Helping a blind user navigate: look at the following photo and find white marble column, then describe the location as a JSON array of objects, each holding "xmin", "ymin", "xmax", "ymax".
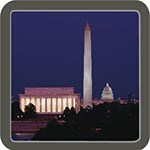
[
  {"xmin": 36, "ymin": 98, "xmax": 40, "ymax": 112},
  {"xmin": 20, "ymin": 98, "xmax": 25, "ymax": 112}
]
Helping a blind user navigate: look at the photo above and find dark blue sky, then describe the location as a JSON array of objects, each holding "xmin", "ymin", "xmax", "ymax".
[{"xmin": 11, "ymin": 12, "xmax": 139, "ymax": 99}]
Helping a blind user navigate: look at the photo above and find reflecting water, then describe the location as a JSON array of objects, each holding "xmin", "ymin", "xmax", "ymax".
[{"xmin": 12, "ymin": 133, "xmax": 35, "ymax": 141}]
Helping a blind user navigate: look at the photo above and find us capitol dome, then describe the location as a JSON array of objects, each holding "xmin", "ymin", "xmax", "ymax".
[{"xmin": 101, "ymin": 83, "xmax": 114, "ymax": 100}]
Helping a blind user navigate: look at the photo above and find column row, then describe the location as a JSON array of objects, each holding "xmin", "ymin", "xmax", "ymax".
[{"xmin": 20, "ymin": 97, "xmax": 76, "ymax": 113}]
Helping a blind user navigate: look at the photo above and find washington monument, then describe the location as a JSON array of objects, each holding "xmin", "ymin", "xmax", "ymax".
[{"xmin": 83, "ymin": 22, "xmax": 93, "ymax": 108}]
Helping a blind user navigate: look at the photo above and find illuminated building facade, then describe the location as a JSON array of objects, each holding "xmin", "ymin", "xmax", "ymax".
[
  {"xmin": 101, "ymin": 83, "xmax": 114, "ymax": 103},
  {"xmin": 19, "ymin": 87, "xmax": 80, "ymax": 113},
  {"xmin": 101, "ymin": 83, "xmax": 114, "ymax": 99}
]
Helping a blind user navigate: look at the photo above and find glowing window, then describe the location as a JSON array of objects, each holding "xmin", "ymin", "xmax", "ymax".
[
  {"xmin": 20, "ymin": 98, "xmax": 25, "ymax": 112},
  {"xmin": 62, "ymin": 98, "xmax": 67, "ymax": 111},
  {"xmin": 68, "ymin": 98, "xmax": 72, "ymax": 109},
  {"xmin": 47, "ymin": 98, "xmax": 51, "ymax": 112},
  {"xmin": 25, "ymin": 98, "xmax": 30, "ymax": 105},
  {"xmin": 36, "ymin": 98, "xmax": 41, "ymax": 112},
  {"xmin": 41, "ymin": 98, "xmax": 46, "ymax": 112},
  {"xmin": 57, "ymin": 98, "xmax": 62, "ymax": 112},
  {"xmin": 52, "ymin": 98, "xmax": 57, "ymax": 112}
]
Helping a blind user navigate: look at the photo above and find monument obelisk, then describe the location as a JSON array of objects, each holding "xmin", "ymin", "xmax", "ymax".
[{"xmin": 83, "ymin": 22, "xmax": 92, "ymax": 108}]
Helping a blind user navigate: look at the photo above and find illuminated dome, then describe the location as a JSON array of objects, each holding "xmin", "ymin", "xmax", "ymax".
[{"xmin": 101, "ymin": 83, "xmax": 114, "ymax": 99}]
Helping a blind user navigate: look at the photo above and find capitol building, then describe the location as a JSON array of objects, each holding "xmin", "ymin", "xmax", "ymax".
[{"xmin": 101, "ymin": 83, "xmax": 114, "ymax": 103}]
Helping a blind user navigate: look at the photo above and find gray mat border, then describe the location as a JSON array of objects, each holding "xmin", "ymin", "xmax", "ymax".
[{"xmin": 0, "ymin": 1, "xmax": 149, "ymax": 150}]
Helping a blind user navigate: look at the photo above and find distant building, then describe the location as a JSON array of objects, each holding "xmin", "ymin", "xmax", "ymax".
[
  {"xmin": 101, "ymin": 83, "xmax": 114, "ymax": 103},
  {"xmin": 19, "ymin": 87, "xmax": 80, "ymax": 114}
]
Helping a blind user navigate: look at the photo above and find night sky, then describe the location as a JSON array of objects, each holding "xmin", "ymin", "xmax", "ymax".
[{"xmin": 11, "ymin": 11, "xmax": 139, "ymax": 99}]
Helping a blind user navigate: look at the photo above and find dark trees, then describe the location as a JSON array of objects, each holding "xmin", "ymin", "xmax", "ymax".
[
  {"xmin": 24, "ymin": 103, "xmax": 37, "ymax": 119},
  {"xmin": 11, "ymin": 101, "xmax": 24, "ymax": 120}
]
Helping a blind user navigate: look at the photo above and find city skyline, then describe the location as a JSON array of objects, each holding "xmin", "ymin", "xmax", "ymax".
[{"xmin": 12, "ymin": 11, "xmax": 139, "ymax": 99}]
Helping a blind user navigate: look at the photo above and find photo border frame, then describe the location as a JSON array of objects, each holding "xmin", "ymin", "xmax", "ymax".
[
  {"xmin": 10, "ymin": 9, "xmax": 141, "ymax": 143},
  {"xmin": 0, "ymin": 1, "xmax": 149, "ymax": 150}
]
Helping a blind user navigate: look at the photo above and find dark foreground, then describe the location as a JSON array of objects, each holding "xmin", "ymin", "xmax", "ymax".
[{"xmin": 32, "ymin": 103, "xmax": 139, "ymax": 141}]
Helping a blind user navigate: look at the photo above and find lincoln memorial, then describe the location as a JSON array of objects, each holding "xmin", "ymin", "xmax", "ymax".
[{"xmin": 19, "ymin": 87, "xmax": 80, "ymax": 114}]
